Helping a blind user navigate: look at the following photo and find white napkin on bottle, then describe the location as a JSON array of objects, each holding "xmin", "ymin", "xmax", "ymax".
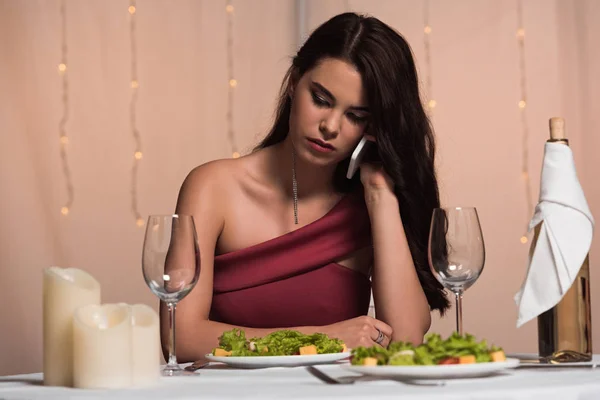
[{"xmin": 515, "ymin": 142, "xmax": 594, "ymax": 327}]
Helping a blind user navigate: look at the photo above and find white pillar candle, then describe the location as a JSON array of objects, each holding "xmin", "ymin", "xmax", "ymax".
[
  {"xmin": 72, "ymin": 303, "xmax": 132, "ymax": 389},
  {"xmin": 43, "ymin": 267, "xmax": 101, "ymax": 387},
  {"xmin": 131, "ymin": 304, "xmax": 160, "ymax": 386}
]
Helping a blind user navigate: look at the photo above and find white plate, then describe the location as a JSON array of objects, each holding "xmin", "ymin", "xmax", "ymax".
[
  {"xmin": 206, "ymin": 352, "xmax": 351, "ymax": 369},
  {"xmin": 341, "ymin": 358, "xmax": 520, "ymax": 379}
]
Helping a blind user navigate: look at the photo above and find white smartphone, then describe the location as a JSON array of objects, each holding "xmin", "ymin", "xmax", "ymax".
[{"xmin": 346, "ymin": 136, "xmax": 373, "ymax": 179}]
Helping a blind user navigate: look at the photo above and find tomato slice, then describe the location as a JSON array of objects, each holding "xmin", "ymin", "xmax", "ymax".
[{"xmin": 437, "ymin": 357, "xmax": 460, "ymax": 365}]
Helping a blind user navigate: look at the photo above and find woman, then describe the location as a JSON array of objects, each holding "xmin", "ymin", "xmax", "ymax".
[{"xmin": 165, "ymin": 12, "xmax": 449, "ymax": 362}]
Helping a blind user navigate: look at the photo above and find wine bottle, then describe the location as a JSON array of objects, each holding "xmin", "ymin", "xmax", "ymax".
[{"xmin": 534, "ymin": 117, "xmax": 592, "ymax": 361}]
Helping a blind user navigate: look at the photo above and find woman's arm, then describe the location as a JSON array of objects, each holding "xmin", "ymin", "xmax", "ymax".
[
  {"xmin": 361, "ymin": 165, "xmax": 431, "ymax": 345},
  {"xmin": 162, "ymin": 161, "xmax": 393, "ymax": 362},
  {"xmin": 163, "ymin": 162, "xmax": 286, "ymax": 361}
]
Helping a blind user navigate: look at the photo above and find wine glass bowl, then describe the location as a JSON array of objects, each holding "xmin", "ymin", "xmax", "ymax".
[
  {"xmin": 432, "ymin": 259, "xmax": 481, "ymax": 292},
  {"xmin": 145, "ymin": 267, "xmax": 197, "ymax": 303},
  {"xmin": 142, "ymin": 214, "xmax": 200, "ymax": 376},
  {"xmin": 428, "ymin": 207, "xmax": 485, "ymax": 334}
]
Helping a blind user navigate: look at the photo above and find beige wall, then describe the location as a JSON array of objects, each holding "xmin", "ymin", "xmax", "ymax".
[{"xmin": 0, "ymin": 0, "xmax": 598, "ymax": 376}]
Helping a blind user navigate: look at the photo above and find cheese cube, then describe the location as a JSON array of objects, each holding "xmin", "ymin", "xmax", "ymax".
[
  {"xmin": 299, "ymin": 345, "xmax": 318, "ymax": 355},
  {"xmin": 490, "ymin": 350, "xmax": 506, "ymax": 362},
  {"xmin": 458, "ymin": 355, "xmax": 476, "ymax": 364},
  {"xmin": 363, "ymin": 357, "xmax": 378, "ymax": 366},
  {"xmin": 214, "ymin": 348, "xmax": 232, "ymax": 357}
]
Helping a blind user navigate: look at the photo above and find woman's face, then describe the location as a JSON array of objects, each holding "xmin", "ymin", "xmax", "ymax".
[{"xmin": 288, "ymin": 57, "xmax": 370, "ymax": 167}]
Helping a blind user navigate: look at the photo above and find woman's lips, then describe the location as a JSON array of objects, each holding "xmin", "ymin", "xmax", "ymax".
[{"xmin": 307, "ymin": 138, "xmax": 335, "ymax": 153}]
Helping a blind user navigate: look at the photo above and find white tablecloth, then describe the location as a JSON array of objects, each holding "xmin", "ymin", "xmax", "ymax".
[{"xmin": 2, "ymin": 358, "xmax": 600, "ymax": 400}]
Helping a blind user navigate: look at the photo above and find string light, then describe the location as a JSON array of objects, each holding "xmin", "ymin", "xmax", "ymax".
[
  {"xmin": 516, "ymin": 0, "xmax": 533, "ymax": 244},
  {"xmin": 423, "ymin": 0, "xmax": 435, "ymax": 111},
  {"xmin": 58, "ymin": 0, "xmax": 74, "ymax": 217},
  {"xmin": 129, "ymin": 0, "xmax": 144, "ymax": 227},
  {"xmin": 226, "ymin": 0, "xmax": 239, "ymax": 158}
]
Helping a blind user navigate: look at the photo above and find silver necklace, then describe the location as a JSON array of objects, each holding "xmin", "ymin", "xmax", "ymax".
[{"xmin": 292, "ymin": 147, "xmax": 299, "ymax": 225}]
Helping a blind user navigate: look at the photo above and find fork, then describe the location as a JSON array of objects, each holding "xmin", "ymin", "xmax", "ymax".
[
  {"xmin": 517, "ymin": 350, "xmax": 593, "ymax": 365},
  {"xmin": 184, "ymin": 360, "xmax": 210, "ymax": 372},
  {"xmin": 306, "ymin": 366, "xmax": 445, "ymax": 387}
]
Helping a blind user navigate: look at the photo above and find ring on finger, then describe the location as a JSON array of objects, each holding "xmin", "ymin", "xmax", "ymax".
[{"xmin": 375, "ymin": 328, "xmax": 385, "ymax": 345}]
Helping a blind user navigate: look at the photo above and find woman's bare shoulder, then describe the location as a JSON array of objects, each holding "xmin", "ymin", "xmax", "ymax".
[
  {"xmin": 176, "ymin": 155, "xmax": 257, "ymax": 213},
  {"xmin": 185, "ymin": 158, "xmax": 239, "ymax": 184},
  {"xmin": 179, "ymin": 158, "xmax": 234, "ymax": 195}
]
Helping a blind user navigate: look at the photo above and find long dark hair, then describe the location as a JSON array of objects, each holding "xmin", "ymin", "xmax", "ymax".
[{"xmin": 256, "ymin": 13, "xmax": 449, "ymax": 314}]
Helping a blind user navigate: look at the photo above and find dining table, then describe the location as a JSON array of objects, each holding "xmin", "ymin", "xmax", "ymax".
[{"xmin": 1, "ymin": 355, "xmax": 600, "ymax": 400}]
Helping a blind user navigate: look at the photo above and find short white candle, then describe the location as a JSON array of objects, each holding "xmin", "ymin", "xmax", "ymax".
[
  {"xmin": 131, "ymin": 304, "xmax": 160, "ymax": 386},
  {"xmin": 72, "ymin": 303, "xmax": 132, "ymax": 389}
]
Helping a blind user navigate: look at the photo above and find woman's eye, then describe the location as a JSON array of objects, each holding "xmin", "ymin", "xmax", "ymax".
[
  {"xmin": 347, "ymin": 113, "xmax": 368, "ymax": 125},
  {"xmin": 311, "ymin": 92, "xmax": 329, "ymax": 107}
]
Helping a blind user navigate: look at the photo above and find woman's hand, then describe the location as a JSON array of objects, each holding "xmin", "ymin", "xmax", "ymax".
[
  {"xmin": 359, "ymin": 161, "xmax": 394, "ymax": 193},
  {"xmin": 322, "ymin": 316, "xmax": 393, "ymax": 349},
  {"xmin": 359, "ymin": 135, "xmax": 396, "ymax": 208}
]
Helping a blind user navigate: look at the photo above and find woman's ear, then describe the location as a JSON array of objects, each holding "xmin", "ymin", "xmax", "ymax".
[
  {"xmin": 288, "ymin": 69, "xmax": 300, "ymax": 99},
  {"xmin": 364, "ymin": 123, "xmax": 375, "ymax": 142}
]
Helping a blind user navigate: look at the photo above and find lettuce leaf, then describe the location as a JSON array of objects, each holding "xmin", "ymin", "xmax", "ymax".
[
  {"xmin": 350, "ymin": 332, "xmax": 504, "ymax": 366},
  {"xmin": 214, "ymin": 329, "xmax": 344, "ymax": 357}
]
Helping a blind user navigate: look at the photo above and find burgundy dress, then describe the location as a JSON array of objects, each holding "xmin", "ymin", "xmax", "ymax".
[{"xmin": 209, "ymin": 191, "xmax": 372, "ymax": 328}]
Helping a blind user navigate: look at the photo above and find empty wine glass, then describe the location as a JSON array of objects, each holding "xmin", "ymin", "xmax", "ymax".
[
  {"xmin": 428, "ymin": 207, "xmax": 485, "ymax": 335},
  {"xmin": 142, "ymin": 214, "xmax": 200, "ymax": 376}
]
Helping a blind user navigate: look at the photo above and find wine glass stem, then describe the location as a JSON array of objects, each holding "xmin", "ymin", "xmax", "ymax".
[
  {"xmin": 167, "ymin": 302, "xmax": 178, "ymax": 367},
  {"xmin": 455, "ymin": 291, "xmax": 464, "ymax": 335}
]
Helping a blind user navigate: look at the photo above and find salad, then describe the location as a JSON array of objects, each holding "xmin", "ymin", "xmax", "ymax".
[
  {"xmin": 212, "ymin": 328, "xmax": 347, "ymax": 357},
  {"xmin": 350, "ymin": 332, "xmax": 506, "ymax": 366}
]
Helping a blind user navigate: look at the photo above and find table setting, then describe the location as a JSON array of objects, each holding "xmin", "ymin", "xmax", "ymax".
[
  {"xmin": 1, "ymin": 119, "xmax": 598, "ymax": 400},
  {"xmin": 2, "ymin": 355, "xmax": 600, "ymax": 400}
]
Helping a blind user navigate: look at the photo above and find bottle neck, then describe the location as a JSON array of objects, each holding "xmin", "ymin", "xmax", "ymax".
[
  {"xmin": 548, "ymin": 117, "xmax": 567, "ymax": 145},
  {"xmin": 547, "ymin": 138, "xmax": 569, "ymax": 146}
]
